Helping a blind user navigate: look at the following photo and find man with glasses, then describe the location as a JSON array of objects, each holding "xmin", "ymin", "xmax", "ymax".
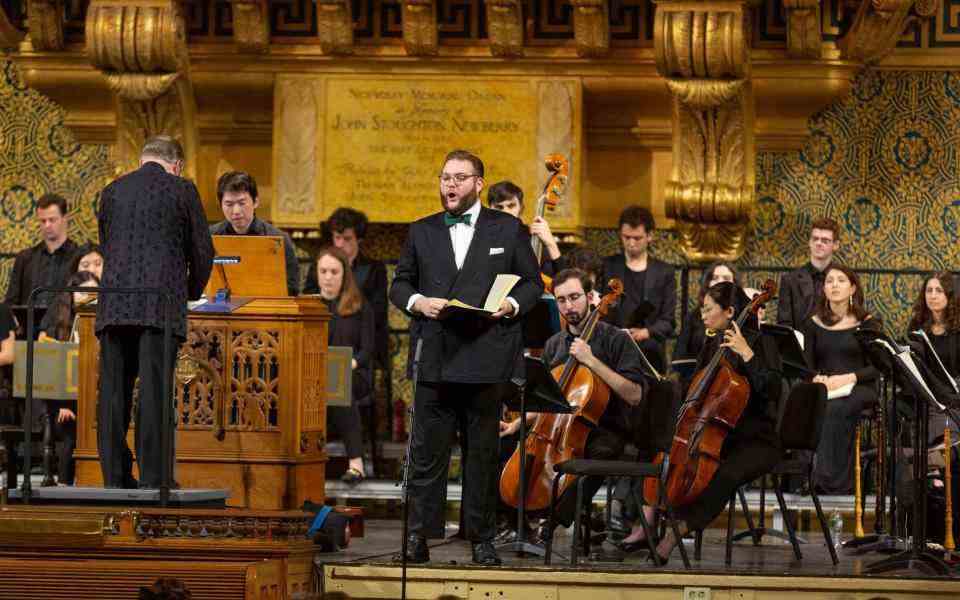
[
  {"xmin": 498, "ymin": 268, "xmax": 649, "ymax": 542},
  {"xmin": 390, "ymin": 150, "xmax": 543, "ymax": 566},
  {"xmin": 777, "ymin": 217, "xmax": 840, "ymax": 329}
]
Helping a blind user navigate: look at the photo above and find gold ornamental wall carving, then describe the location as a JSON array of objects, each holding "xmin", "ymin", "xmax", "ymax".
[
  {"xmin": 784, "ymin": 0, "xmax": 821, "ymax": 59},
  {"xmin": 0, "ymin": 5, "xmax": 24, "ymax": 48},
  {"xmin": 655, "ymin": 1, "xmax": 754, "ymax": 261},
  {"xmin": 26, "ymin": 0, "xmax": 64, "ymax": 51},
  {"xmin": 838, "ymin": 0, "xmax": 938, "ymax": 64},
  {"xmin": 230, "ymin": 0, "xmax": 270, "ymax": 54},
  {"xmin": 85, "ymin": 0, "xmax": 198, "ymax": 179},
  {"xmin": 486, "ymin": 0, "xmax": 524, "ymax": 58},
  {"xmin": 317, "ymin": 0, "xmax": 355, "ymax": 55},
  {"xmin": 573, "ymin": 0, "xmax": 610, "ymax": 58},
  {"xmin": 403, "ymin": 0, "xmax": 438, "ymax": 56}
]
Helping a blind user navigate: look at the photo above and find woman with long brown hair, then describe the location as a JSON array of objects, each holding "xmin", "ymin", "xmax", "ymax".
[
  {"xmin": 802, "ymin": 264, "xmax": 881, "ymax": 494},
  {"xmin": 313, "ymin": 246, "xmax": 376, "ymax": 485},
  {"xmin": 908, "ymin": 272, "xmax": 960, "ymax": 378}
]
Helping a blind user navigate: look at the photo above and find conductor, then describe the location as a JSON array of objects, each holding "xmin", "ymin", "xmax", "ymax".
[{"xmin": 95, "ymin": 136, "xmax": 214, "ymax": 489}]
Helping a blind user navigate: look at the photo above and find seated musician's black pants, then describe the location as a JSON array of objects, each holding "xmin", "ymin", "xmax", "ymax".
[
  {"xmin": 98, "ymin": 326, "xmax": 178, "ymax": 489},
  {"xmin": 46, "ymin": 399, "xmax": 77, "ymax": 485},
  {"xmin": 553, "ymin": 427, "xmax": 626, "ymax": 527},
  {"xmin": 409, "ymin": 381, "xmax": 501, "ymax": 541},
  {"xmin": 672, "ymin": 416, "xmax": 780, "ymax": 531}
]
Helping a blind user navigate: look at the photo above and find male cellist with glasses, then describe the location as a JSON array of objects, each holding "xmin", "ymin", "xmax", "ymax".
[{"xmin": 500, "ymin": 268, "xmax": 655, "ymax": 546}]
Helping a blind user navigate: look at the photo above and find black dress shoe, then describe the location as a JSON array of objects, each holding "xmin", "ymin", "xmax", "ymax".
[
  {"xmin": 393, "ymin": 535, "xmax": 429, "ymax": 563},
  {"xmin": 471, "ymin": 541, "xmax": 502, "ymax": 566}
]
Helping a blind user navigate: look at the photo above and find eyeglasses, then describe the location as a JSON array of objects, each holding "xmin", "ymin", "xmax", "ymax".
[
  {"xmin": 439, "ymin": 173, "xmax": 479, "ymax": 185},
  {"xmin": 555, "ymin": 293, "xmax": 584, "ymax": 305}
]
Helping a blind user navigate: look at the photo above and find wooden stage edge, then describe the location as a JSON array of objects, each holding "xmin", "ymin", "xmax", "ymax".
[{"xmin": 323, "ymin": 563, "xmax": 960, "ymax": 599}]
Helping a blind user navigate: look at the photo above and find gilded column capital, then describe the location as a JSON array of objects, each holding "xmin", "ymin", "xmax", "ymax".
[
  {"xmin": 837, "ymin": 0, "xmax": 935, "ymax": 63},
  {"xmin": 486, "ymin": 0, "xmax": 524, "ymax": 58},
  {"xmin": 655, "ymin": 0, "xmax": 754, "ymax": 260},
  {"xmin": 0, "ymin": 4, "xmax": 25, "ymax": 48},
  {"xmin": 403, "ymin": 0, "xmax": 438, "ymax": 57},
  {"xmin": 27, "ymin": 0, "xmax": 64, "ymax": 51},
  {"xmin": 572, "ymin": 0, "xmax": 609, "ymax": 58},
  {"xmin": 783, "ymin": 0, "xmax": 822, "ymax": 58},
  {"xmin": 317, "ymin": 0, "xmax": 355, "ymax": 55},
  {"xmin": 231, "ymin": 0, "xmax": 269, "ymax": 54},
  {"xmin": 85, "ymin": 0, "xmax": 197, "ymax": 180}
]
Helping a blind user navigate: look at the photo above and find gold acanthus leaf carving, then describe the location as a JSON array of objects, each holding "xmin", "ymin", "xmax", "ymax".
[
  {"xmin": 317, "ymin": 0, "xmax": 355, "ymax": 55},
  {"xmin": 27, "ymin": 0, "xmax": 64, "ymax": 51},
  {"xmin": 837, "ymin": 0, "xmax": 922, "ymax": 63},
  {"xmin": 666, "ymin": 79, "xmax": 744, "ymax": 108},
  {"xmin": 0, "ymin": 3, "xmax": 25, "ymax": 48},
  {"xmin": 674, "ymin": 222, "xmax": 749, "ymax": 262},
  {"xmin": 104, "ymin": 72, "xmax": 180, "ymax": 101},
  {"xmin": 231, "ymin": 0, "xmax": 269, "ymax": 54},
  {"xmin": 403, "ymin": 0, "xmax": 438, "ymax": 57},
  {"xmin": 665, "ymin": 181, "xmax": 753, "ymax": 225},
  {"xmin": 783, "ymin": 0, "xmax": 821, "ymax": 58},
  {"xmin": 654, "ymin": 7, "xmax": 748, "ymax": 80},
  {"xmin": 572, "ymin": 0, "xmax": 609, "ymax": 58},
  {"xmin": 486, "ymin": 0, "xmax": 523, "ymax": 58},
  {"xmin": 86, "ymin": 1, "xmax": 188, "ymax": 74}
]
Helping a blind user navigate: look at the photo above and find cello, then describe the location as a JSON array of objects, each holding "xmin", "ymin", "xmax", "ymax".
[
  {"xmin": 500, "ymin": 279, "xmax": 624, "ymax": 511},
  {"xmin": 645, "ymin": 280, "xmax": 776, "ymax": 508}
]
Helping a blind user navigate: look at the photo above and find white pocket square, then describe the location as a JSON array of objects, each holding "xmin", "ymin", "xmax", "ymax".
[{"xmin": 489, "ymin": 247, "xmax": 504, "ymax": 255}]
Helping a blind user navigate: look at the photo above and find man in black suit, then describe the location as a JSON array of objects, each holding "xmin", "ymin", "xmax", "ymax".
[
  {"xmin": 600, "ymin": 205, "xmax": 675, "ymax": 373},
  {"xmin": 304, "ymin": 207, "xmax": 388, "ymax": 369},
  {"xmin": 390, "ymin": 150, "xmax": 543, "ymax": 565},
  {"xmin": 96, "ymin": 135, "xmax": 214, "ymax": 489},
  {"xmin": 209, "ymin": 171, "xmax": 300, "ymax": 296},
  {"xmin": 777, "ymin": 217, "xmax": 840, "ymax": 330}
]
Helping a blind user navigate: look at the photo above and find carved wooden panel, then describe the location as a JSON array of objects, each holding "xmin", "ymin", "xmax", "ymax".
[
  {"xmin": 175, "ymin": 324, "xmax": 227, "ymax": 430},
  {"xmin": 228, "ymin": 329, "xmax": 281, "ymax": 432},
  {"xmin": 300, "ymin": 324, "xmax": 325, "ymax": 432}
]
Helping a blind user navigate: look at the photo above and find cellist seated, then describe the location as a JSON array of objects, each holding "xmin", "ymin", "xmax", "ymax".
[
  {"xmin": 650, "ymin": 282, "xmax": 782, "ymax": 565},
  {"xmin": 500, "ymin": 268, "xmax": 651, "ymax": 536}
]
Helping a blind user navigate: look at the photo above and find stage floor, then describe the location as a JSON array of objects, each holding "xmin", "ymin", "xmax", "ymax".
[{"xmin": 319, "ymin": 520, "xmax": 960, "ymax": 599}]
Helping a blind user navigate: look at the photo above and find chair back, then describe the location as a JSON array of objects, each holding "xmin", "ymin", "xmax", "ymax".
[
  {"xmin": 778, "ymin": 382, "xmax": 827, "ymax": 451},
  {"xmin": 632, "ymin": 377, "xmax": 682, "ymax": 453}
]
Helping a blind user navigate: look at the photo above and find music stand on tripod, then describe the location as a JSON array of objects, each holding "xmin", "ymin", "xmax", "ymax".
[
  {"xmin": 861, "ymin": 335, "xmax": 956, "ymax": 575},
  {"xmin": 498, "ymin": 354, "xmax": 571, "ymax": 557}
]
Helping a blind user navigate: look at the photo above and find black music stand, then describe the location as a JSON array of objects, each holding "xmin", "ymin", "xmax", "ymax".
[
  {"xmin": 498, "ymin": 354, "xmax": 571, "ymax": 557},
  {"xmin": 861, "ymin": 336, "xmax": 956, "ymax": 575}
]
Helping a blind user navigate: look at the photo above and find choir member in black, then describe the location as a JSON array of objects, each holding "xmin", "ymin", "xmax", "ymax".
[
  {"xmin": 907, "ymin": 272, "xmax": 960, "ymax": 543},
  {"xmin": 777, "ymin": 217, "xmax": 840, "ymax": 330},
  {"xmin": 673, "ymin": 262, "xmax": 740, "ymax": 391},
  {"xmin": 96, "ymin": 135, "xmax": 214, "ymax": 489},
  {"xmin": 35, "ymin": 270, "xmax": 99, "ymax": 485},
  {"xmin": 653, "ymin": 282, "xmax": 782, "ymax": 563},
  {"xmin": 487, "ymin": 180, "xmax": 563, "ymax": 276},
  {"xmin": 600, "ymin": 205, "xmax": 676, "ymax": 373},
  {"xmin": 305, "ymin": 208, "xmax": 388, "ymax": 370},
  {"xmin": 498, "ymin": 269, "xmax": 649, "ymax": 535},
  {"xmin": 802, "ymin": 264, "xmax": 880, "ymax": 494},
  {"xmin": 72, "ymin": 243, "xmax": 104, "ymax": 280},
  {"xmin": 209, "ymin": 171, "xmax": 299, "ymax": 296},
  {"xmin": 3, "ymin": 193, "xmax": 80, "ymax": 313},
  {"xmin": 315, "ymin": 246, "xmax": 376, "ymax": 485},
  {"xmin": 390, "ymin": 150, "xmax": 542, "ymax": 566}
]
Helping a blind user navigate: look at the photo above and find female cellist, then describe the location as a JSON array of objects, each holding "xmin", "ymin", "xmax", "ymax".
[{"xmin": 652, "ymin": 282, "xmax": 781, "ymax": 564}]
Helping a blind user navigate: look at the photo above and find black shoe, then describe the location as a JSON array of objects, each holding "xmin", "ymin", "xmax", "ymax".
[
  {"xmin": 471, "ymin": 541, "xmax": 502, "ymax": 566},
  {"xmin": 393, "ymin": 534, "xmax": 429, "ymax": 563}
]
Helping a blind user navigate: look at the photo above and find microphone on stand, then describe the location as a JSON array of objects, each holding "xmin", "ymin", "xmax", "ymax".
[{"xmin": 400, "ymin": 337, "xmax": 423, "ymax": 600}]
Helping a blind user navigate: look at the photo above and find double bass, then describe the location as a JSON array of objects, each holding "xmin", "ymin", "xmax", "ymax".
[
  {"xmin": 531, "ymin": 155, "xmax": 568, "ymax": 292},
  {"xmin": 646, "ymin": 280, "xmax": 776, "ymax": 507},
  {"xmin": 500, "ymin": 280, "xmax": 624, "ymax": 511}
]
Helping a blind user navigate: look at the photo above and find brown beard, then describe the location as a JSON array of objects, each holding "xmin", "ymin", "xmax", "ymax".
[{"xmin": 440, "ymin": 188, "xmax": 479, "ymax": 216}]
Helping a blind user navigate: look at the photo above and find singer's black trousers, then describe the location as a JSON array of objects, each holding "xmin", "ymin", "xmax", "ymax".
[{"xmin": 409, "ymin": 381, "xmax": 502, "ymax": 541}]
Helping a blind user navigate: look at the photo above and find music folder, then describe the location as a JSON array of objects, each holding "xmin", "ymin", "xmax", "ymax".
[{"xmin": 760, "ymin": 323, "xmax": 813, "ymax": 380}]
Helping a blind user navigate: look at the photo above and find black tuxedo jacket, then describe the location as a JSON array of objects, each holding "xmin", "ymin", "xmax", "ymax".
[
  {"xmin": 599, "ymin": 254, "xmax": 676, "ymax": 342},
  {"xmin": 390, "ymin": 207, "xmax": 543, "ymax": 383},
  {"xmin": 777, "ymin": 264, "xmax": 819, "ymax": 330},
  {"xmin": 96, "ymin": 162, "xmax": 214, "ymax": 339}
]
